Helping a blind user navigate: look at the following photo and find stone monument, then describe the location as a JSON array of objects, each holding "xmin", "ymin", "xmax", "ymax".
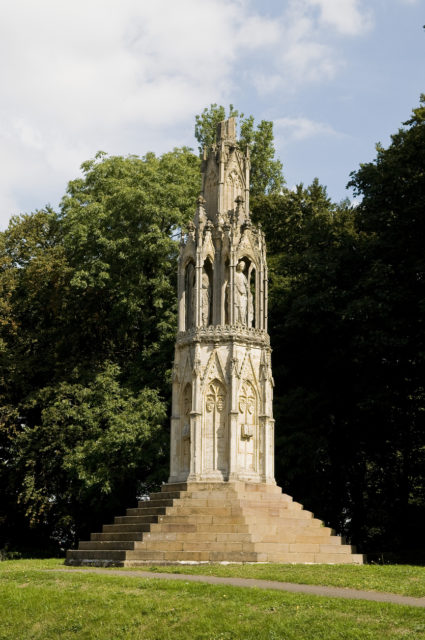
[{"xmin": 66, "ymin": 119, "xmax": 363, "ymax": 565}]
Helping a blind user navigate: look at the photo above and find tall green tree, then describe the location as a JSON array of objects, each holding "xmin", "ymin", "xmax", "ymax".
[
  {"xmin": 252, "ymin": 96, "xmax": 425, "ymax": 557},
  {"xmin": 252, "ymin": 182, "xmax": 364, "ymax": 542},
  {"xmin": 346, "ymin": 95, "xmax": 425, "ymax": 555},
  {"xmin": 0, "ymin": 148, "xmax": 201, "ymax": 551},
  {"xmin": 195, "ymin": 104, "xmax": 284, "ymax": 196}
]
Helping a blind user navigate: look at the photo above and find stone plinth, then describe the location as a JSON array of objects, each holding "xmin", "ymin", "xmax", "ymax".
[{"xmin": 66, "ymin": 482, "xmax": 363, "ymax": 566}]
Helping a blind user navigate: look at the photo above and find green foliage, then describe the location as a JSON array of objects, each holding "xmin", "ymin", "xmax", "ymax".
[
  {"xmin": 58, "ymin": 148, "xmax": 200, "ymax": 392},
  {"xmin": 194, "ymin": 104, "xmax": 239, "ymax": 152},
  {"xmin": 0, "ymin": 148, "xmax": 201, "ymax": 550},
  {"xmin": 345, "ymin": 95, "xmax": 425, "ymax": 552},
  {"xmin": 195, "ymin": 104, "xmax": 284, "ymax": 196},
  {"xmin": 251, "ymin": 96, "xmax": 425, "ymax": 556},
  {"xmin": 13, "ymin": 364, "xmax": 165, "ymax": 542},
  {"xmin": 252, "ymin": 182, "xmax": 362, "ymax": 539},
  {"xmin": 2, "ymin": 98, "xmax": 425, "ymax": 561}
]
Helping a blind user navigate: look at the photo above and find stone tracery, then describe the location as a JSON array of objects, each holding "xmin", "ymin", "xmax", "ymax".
[{"xmin": 170, "ymin": 117, "xmax": 274, "ymax": 484}]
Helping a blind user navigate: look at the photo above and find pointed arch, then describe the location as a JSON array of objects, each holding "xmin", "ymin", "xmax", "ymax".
[
  {"xmin": 184, "ymin": 260, "xmax": 196, "ymax": 330},
  {"xmin": 203, "ymin": 379, "xmax": 228, "ymax": 474}
]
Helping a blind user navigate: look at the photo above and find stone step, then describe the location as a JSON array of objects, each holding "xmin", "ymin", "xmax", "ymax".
[
  {"xmin": 92, "ymin": 532, "xmax": 145, "ymax": 542},
  {"xmin": 125, "ymin": 550, "xmax": 260, "ymax": 563},
  {"xmin": 156, "ymin": 514, "xmax": 248, "ymax": 526},
  {"xmin": 65, "ymin": 482, "xmax": 363, "ymax": 566},
  {"xmin": 163, "ymin": 482, "xmax": 282, "ymax": 495},
  {"xmin": 168, "ymin": 506, "xmax": 244, "ymax": 517},
  {"xmin": 152, "ymin": 521, "xmax": 250, "ymax": 533},
  {"xmin": 125, "ymin": 506, "xmax": 168, "ymax": 516},
  {"xmin": 67, "ymin": 549, "xmax": 127, "ymax": 561},
  {"xmin": 168, "ymin": 496, "xmax": 297, "ymax": 509},
  {"xmin": 242, "ymin": 506, "xmax": 312, "ymax": 518},
  {"xmin": 103, "ymin": 523, "xmax": 151, "ymax": 533},
  {"xmin": 79, "ymin": 540, "xmax": 136, "ymax": 551},
  {"xmin": 145, "ymin": 491, "xmax": 185, "ymax": 502},
  {"xmin": 135, "ymin": 499, "xmax": 175, "ymax": 509},
  {"xmin": 115, "ymin": 515, "xmax": 160, "ymax": 524},
  {"xmin": 241, "ymin": 484, "xmax": 282, "ymax": 494},
  {"xmin": 133, "ymin": 541, "xmax": 254, "ymax": 553},
  {"xmin": 172, "ymin": 497, "xmax": 242, "ymax": 506},
  {"xmin": 144, "ymin": 531, "xmax": 252, "ymax": 543}
]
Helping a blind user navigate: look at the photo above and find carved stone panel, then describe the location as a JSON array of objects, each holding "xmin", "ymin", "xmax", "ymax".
[
  {"xmin": 181, "ymin": 383, "xmax": 191, "ymax": 472},
  {"xmin": 238, "ymin": 380, "xmax": 257, "ymax": 472},
  {"xmin": 204, "ymin": 379, "xmax": 228, "ymax": 473}
]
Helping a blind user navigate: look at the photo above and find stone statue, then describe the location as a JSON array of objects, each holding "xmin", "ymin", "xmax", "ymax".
[
  {"xmin": 235, "ymin": 261, "xmax": 248, "ymax": 325},
  {"xmin": 202, "ymin": 270, "xmax": 211, "ymax": 326}
]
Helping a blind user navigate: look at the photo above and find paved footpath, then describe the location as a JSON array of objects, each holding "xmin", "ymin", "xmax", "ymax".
[{"xmin": 53, "ymin": 568, "xmax": 425, "ymax": 608}]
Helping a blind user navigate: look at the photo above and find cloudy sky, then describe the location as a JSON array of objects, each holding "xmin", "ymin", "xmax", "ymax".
[{"xmin": 1, "ymin": 0, "xmax": 424, "ymax": 228}]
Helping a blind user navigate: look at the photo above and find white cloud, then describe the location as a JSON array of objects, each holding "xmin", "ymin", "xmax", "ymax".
[
  {"xmin": 306, "ymin": 0, "xmax": 373, "ymax": 35},
  {"xmin": 275, "ymin": 117, "xmax": 341, "ymax": 140},
  {"xmin": 0, "ymin": 0, "xmax": 376, "ymax": 228},
  {"xmin": 1, "ymin": 0, "xmax": 284, "ymax": 227}
]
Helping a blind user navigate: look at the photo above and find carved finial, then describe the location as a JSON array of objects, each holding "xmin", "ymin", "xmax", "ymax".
[
  {"xmin": 230, "ymin": 209, "xmax": 238, "ymax": 227},
  {"xmin": 187, "ymin": 221, "xmax": 195, "ymax": 240},
  {"xmin": 216, "ymin": 117, "xmax": 237, "ymax": 144},
  {"xmin": 193, "ymin": 357, "xmax": 202, "ymax": 377},
  {"xmin": 196, "ymin": 195, "xmax": 207, "ymax": 227},
  {"xmin": 235, "ymin": 194, "xmax": 246, "ymax": 226}
]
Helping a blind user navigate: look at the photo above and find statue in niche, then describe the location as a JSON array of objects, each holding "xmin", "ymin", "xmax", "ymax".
[
  {"xmin": 235, "ymin": 261, "xmax": 249, "ymax": 325},
  {"xmin": 201, "ymin": 270, "xmax": 212, "ymax": 327},
  {"xmin": 185, "ymin": 262, "xmax": 195, "ymax": 330}
]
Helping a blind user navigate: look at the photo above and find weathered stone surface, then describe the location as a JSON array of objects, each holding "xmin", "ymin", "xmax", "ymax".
[
  {"xmin": 66, "ymin": 119, "xmax": 363, "ymax": 566},
  {"xmin": 66, "ymin": 481, "xmax": 363, "ymax": 565}
]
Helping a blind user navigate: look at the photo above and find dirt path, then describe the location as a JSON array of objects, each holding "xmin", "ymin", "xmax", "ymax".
[{"xmin": 51, "ymin": 568, "xmax": 425, "ymax": 608}]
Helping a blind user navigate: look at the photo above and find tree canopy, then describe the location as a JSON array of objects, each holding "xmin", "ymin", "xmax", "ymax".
[
  {"xmin": 251, "ymin": 96, "xmax": 425, "ymax": 558},
  {"xmin": 1, "ymin": 99, "xmax": 425, "ymax": 560},
  {"xmin": 0, "ymin": 147, "xmax": 200, "ymax": 550},
  {"xmin": 195, "ymin": 104, "xmax": 284, "ymax": 196}
]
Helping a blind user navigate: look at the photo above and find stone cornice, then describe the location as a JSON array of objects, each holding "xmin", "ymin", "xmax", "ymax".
[{"xmin": 176, "ymin": 324, "xmax": 270, "ymax": 348}]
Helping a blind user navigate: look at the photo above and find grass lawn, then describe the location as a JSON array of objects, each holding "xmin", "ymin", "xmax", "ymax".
[
  {"xmin": 146, "ymin": 562, "xmax": 425, "ymax": 598},
  {"xmin": 0, "ymin": 560, "xmax": 425, "ymax": 639}
]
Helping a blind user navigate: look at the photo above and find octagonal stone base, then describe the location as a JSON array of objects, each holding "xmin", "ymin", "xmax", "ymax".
[{"xmin": 66, "ymin": 482, "xmax": 363, "ymax": 566}]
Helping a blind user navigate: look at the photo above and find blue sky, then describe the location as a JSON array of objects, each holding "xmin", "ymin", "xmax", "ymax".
[{"xmin": 0, "ymin": 0, "xmax": 423, "ymax": 229}]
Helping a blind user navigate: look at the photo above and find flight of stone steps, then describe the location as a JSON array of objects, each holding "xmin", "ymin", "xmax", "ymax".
[{"xmin": 66, "ymin": 482, "xmax": 363, "ymax": 565}]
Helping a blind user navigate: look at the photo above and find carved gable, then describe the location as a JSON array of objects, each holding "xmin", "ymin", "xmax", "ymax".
[{"xmin": 202, "ymin": 349, "xmax": 226, "ymax": 388}]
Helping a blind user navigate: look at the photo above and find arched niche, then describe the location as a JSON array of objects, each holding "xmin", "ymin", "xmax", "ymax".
[
  {"xmin": 248, "ymin": 265, "xmax": 256, "ymax": 328},
  {"xmin": 204, "ymin": 379, "xmax": 228, "ymax": 473},
  {"xmin": 184, "ymin": 260, "xmax": 195, "ymax": 330},
  {"xmin": 202, "ymin": 257, "xmax": 213, "ymax": 327},
  {"xmin": 222, "ymin": 256, "xmax": 230, "ymax": 325},
  {"xmin": 235, "ymin": 257, "xmax": 257, "ymax": 327},
  {"xmin": 180, "ymin": 383, "xmax": 191, "ymax": 472}
]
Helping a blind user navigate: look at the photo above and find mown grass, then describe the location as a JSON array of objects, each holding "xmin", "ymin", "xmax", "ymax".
[
  {"xmin": 2, "ymin": 558, "xmax": 425, "ymax": 596},
  {"xmin": 0, "ymin": 560, "xmax": 425, "ymax": 639},
  {"xmin": 13, "ymin": 557, "xmax": 424, "ymax": 597},
  {"xmin": 146, "ymin": 562, "xmax": 425, "ymax": 598}
]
